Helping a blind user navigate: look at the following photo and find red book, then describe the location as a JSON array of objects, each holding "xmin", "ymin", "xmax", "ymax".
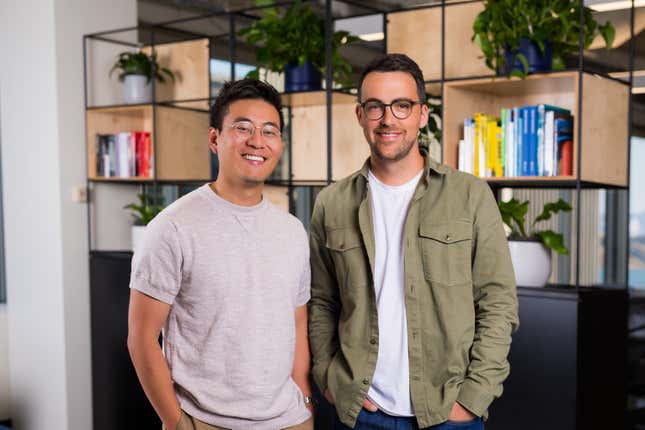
[
  {"xmin": 559, "ymin": 140, "xmax": 573, "ymax": 176},
  {"xmin": 142, "ymin": 132, "xmax": 152, "ymax": 178}
]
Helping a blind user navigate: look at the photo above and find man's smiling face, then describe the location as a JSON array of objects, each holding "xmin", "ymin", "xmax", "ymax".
[
  {"xmin": 356, "ymin": 71, "xmax": 428, "ymax": 164},
  {"xmin": 209, "ymin": 98, "xmax": 283, "ymax": 186}
]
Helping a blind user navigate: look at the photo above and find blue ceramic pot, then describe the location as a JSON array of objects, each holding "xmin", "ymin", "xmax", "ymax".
[
  {"xmin": 284, "ymin": 61, "xmax": 322, "ymax": 92},
  {"xmin": 502, "ymin": 38, "xmax": 553, "ymax": 76}
]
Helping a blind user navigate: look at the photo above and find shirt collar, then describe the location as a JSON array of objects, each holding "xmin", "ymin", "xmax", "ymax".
[{"xmin": 358, "ymin": 145, "xmax": 448, "ymax": 184}]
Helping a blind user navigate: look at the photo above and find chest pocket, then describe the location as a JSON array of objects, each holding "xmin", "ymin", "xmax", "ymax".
[
  {"xmin": 325, "ymin": 227, "xmax": 366, "ymax": 287},
  {"xmin": 419, "ymin": 220, "xmax": 473, "ymax": 286}
]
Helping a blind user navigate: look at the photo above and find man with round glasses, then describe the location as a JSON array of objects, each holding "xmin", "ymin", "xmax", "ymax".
[
  {"xmin": 128, "ymin": 79, "xmax": 314, "ymax": 430},
  {"xmin": 309, "ymin": 54, "xmax": 518, "ymax": 429}
]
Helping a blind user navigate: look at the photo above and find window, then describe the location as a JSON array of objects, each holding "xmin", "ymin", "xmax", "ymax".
[{"xmin": 631, "ymin": 136, "xmax": 645, "ymax": 288}]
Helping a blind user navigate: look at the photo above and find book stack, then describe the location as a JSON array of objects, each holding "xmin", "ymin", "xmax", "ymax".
[
  {"xmin": 459, "ymin": 104, "xmax": 573, "ymax": 178},
  {"xmin": 95, "ymin": 131, "xmax": 153, "ymax": 178}
]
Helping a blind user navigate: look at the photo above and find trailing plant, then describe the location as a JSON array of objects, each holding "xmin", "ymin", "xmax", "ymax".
[
  {"xmin": 498, "ymin": 197, "xmax": 572, "ymax": 254},
  {"xmin": 110, "ymin": 50, "xmax": 175, "ymax": 84},
  {"xmin": 238, "ymin": 0, "xmax": 359, "ymax": 87},
  {"xmin": 419, "ymin": 93, "xmax": 442, "ymax": 146},
  {"xmin": 124, "ymin": 193, "xmax": 165, "ymax": 226},
  {"xmin": 472, "ymin": 0, "xmax": 615, "ymax": 78}
]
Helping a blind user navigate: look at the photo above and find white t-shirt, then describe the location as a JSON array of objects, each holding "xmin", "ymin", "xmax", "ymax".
[{"xmin": 367, "ymin": 169, "xmax": 423, "ymax": 417}]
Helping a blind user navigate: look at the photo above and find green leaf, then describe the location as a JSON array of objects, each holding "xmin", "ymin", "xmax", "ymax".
[
  {"xmin": 536, "ymin": 230, "xmax": 569, "ymax": 255},
  {"xmin": 534, "ymin": 198, "xmax": 572, "ymax": 223},
  {"xmin": 245, "ymin": 69, "xmax": 260, "ymax": 79},
  {"xmin": 551, "ymin": 55, "xmax": 565, "ymax": 70},
  {"xmin": 516, "ymin": 53, "xmax": 529, "ymax": 76},
  {"xmin": 599, "ymin": 22, "xmax": 615, "ymax": 48},
  {"xmin": 498, "ymin": 198, "xmax": 529, "ymax": 238}
]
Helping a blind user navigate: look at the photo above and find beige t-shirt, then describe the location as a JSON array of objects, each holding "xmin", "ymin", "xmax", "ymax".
[{"xmin": 130, "ymin": 184, "xmax": 311, "ymax": 430}]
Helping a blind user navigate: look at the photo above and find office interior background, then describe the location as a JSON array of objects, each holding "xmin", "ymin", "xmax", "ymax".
[{"xmin": 1, "ymin": 0, "xmax": 645, "ymax": 429}]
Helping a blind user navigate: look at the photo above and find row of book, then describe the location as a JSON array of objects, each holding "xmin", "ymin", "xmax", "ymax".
[
  {"xmin": 458, "ymin": 104, "xmax": 574, "ymax": 178},
  {"xmin": 96, "ymin": 132, "xmax": 153, "ymax": 178}
]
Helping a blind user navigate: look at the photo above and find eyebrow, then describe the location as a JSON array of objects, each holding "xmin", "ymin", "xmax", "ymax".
[
  {"xmin": 233, "ymin": 116, "xmax": 279, "ymax": 128},
  {"xmin": 361, "ymin": 97, "xmax": 414, "ymax": 104}
]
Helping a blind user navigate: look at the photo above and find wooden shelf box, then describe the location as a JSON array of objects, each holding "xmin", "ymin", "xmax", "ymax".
[{"xmin": 443, "ymin": 72, "xmax": 629, "ymax": 187}]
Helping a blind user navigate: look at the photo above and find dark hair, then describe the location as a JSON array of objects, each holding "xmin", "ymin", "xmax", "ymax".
[
  {"xmin": 357, "ymin": 53, "xmax": 426, "ymax": 103},
  {"xmin": 209, "ymin": 78, "xmax": 284, "ymax": 130}
]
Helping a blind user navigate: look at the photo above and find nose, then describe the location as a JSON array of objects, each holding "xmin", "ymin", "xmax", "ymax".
[
  {"xmin": 246, "ymin": 128, "xmax": 265, "ymax": 149},
  {"xmin": 379, "ymin": 105, "xmax": 396, "ymax": 126}
]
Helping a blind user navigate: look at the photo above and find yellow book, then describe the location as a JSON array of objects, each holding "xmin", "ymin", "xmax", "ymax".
[{"xmin": 486, "ymin": 117, "xmax": 497, "ymax": 177}]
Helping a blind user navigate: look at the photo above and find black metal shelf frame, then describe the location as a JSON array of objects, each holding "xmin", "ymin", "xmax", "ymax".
[{"xmin": 83, "ymin": 0, "xmax": 636, "ymax": 292}]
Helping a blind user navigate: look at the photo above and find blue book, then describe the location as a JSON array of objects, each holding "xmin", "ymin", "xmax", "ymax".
[
  {"xmin": 514, "ymin": 107, "xmax": 522, "ymax": 176},
  {"xmin": 521, "ymin": 106, "xmax": 530, "ymax": 176},
  {"xmin": 528, "ymin": 106, "xmax": 538, "ymax": 176}
]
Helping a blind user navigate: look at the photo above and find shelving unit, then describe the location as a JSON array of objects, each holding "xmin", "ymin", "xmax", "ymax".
[
  {"xmin": 83, "ymin": 1, "xmax": 636, "ymax": 430},
  {"xmin": 442, "ymin": 71, "xmax": 629, "ymax": 187}
]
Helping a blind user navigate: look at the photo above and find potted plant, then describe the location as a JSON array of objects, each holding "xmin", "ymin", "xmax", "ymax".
[
  {"xmin": 499, "ymin": 197, "xmax": 572, "ymax": 287},
  {"xmin": 238, "ymin": 1, "xmax": 359, "ymax": 91},
  {"xmin": 472, "ymin": 0, "xmax": 615, "ymax": 78},
  {"xmin": 418, "ymin": 93, "xmax": 442, "ymax": 162},
  {"xmin": 124, "ymin": 193, "xmax": 165, "ymax": 251},
  {"xmin": 110, "ymin": 50, "xmax": 175, "ymax": 104}
]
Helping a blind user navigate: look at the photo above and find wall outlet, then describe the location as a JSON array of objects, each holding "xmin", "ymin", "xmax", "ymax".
[{"xmin": 71, "ymin": 186, "xmax": 88, "ymax": 203}]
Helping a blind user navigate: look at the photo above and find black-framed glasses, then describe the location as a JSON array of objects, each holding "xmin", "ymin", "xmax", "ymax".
[
  {"xmin": 360, "ymin": 98, "xmax": 422, "ymax": 120},
  {"xmin": 229, "ymin": 120, "xmax": 282, "ymax": 140}
]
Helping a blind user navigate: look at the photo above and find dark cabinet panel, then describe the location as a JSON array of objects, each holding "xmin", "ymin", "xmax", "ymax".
[
  {"xmin": 488, "ymin": 288, "xmax": 627, "ymax": 430},
  {"xmin": 90, "ymin": 252, "xmax": 160, "ymax": 430}
]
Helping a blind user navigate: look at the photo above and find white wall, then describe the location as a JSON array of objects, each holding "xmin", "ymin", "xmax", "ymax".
[
  {"xmin": 0, "ymin": 1, "xmax": 136, "ymax": 429},
  {"xmin": 0, "ymin": 304, "xmax": 9, "ymax": 420}
]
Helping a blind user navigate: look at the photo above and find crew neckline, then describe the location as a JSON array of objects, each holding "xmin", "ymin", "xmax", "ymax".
[
  {"xmin": 368, "ymin": 169, "xmax": 424, "ymax": 192},
  {"xmin": 201, "ymin": 183, "xmax": 268, "ymax": 214}
]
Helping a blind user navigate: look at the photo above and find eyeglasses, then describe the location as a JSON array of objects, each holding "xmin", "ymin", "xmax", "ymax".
[
  {"xmin": 229, "ymin": 121, "xmax": 282, "ymax": 140},
  {"xmin": 360, "ymin": 98, "xmax": 422, "ymax": 120}
]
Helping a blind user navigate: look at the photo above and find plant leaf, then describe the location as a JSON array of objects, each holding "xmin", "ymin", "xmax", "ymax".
[{"xmin": 536, "ymin": 230, "xmax": 569, "ymax": 255}]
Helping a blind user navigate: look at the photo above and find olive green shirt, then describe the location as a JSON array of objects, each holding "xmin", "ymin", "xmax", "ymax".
[{"xmin": 308, "ymin": 150, "xmax": 519, "ymax": 428}]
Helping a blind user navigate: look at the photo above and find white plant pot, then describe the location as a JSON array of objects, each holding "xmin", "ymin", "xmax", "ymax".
[
  {"xmin": 131, "ymin": 225, "xmax": 147, "ymax": 252},
  {"xmin": 508, "ymin": 240, "xmax": 552, "ymax": 287},
  {"xmin": 122, "ymin": 74, "xmax": 152, "ymax": 104}
]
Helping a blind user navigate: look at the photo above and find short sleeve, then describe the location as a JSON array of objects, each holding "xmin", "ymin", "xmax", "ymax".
[
  {"xmin": 129, "ymin": 215, "xmax": 183, "ymax": 305},
  {"xmin": 295, "ymin": 226, "xmax": 311, "ymax": 307}
]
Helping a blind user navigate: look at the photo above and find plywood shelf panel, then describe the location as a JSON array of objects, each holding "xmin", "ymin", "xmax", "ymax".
[
  {"xmin": 86, "ymin": 105, "xmax": 153, "ymax": 179},
  {"xmin": 442, "ymin": 71, "xmax": 629, "ymax": 187},
  {"xmin": 155, "ymin": 105, "xmax": 211, "ymax": 181}
]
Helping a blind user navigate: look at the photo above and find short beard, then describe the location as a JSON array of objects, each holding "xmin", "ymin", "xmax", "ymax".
[{"xmin": 370, "ymin": 135, "xmax": 418, "ymax": 163}]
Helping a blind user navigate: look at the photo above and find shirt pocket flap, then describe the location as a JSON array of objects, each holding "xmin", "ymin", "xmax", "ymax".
[
  {"xmin": 419, "ymin": 221, "xmax": 472, "ymax": 244},
  {"xmin": 325, "ymin": 228, "xmax": 363, "ymax": 252}
]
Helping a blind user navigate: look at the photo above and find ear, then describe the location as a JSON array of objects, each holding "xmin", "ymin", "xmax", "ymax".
[
  {"xmin": 208, "ymin": 127, "xmax": 219, "ymax": 154},
  {"xmin": 418, "ymin": 103, "xmax": 429, "ymax": 129},
  {"xmin": 355, "ymin": 104, "xmax": 363, "ymax": 123}
]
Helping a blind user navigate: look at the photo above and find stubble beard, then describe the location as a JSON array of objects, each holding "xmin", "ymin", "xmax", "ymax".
[{"xmin": 370, "ymin": 133, "xmax": 418, "ymax": 163}]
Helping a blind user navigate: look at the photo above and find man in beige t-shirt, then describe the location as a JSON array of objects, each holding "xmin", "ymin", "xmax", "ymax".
[{"xmin": 127, "ymin": 79, "xmax": 314, "ymax": 430}]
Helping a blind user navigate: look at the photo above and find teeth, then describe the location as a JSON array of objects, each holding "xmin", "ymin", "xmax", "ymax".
[{"xmin": 243, "ymin": 154, "xmax": 264, "ymax": 162}]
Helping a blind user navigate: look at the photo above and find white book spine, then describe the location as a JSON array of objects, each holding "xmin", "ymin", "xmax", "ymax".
[{"xmin": 116, "ymin": 132, "xmax": 130, "ymax": 178}]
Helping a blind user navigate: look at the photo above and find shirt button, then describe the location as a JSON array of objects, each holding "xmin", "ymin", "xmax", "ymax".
[
  {"xmin": 362, "ymin": 378, "xmax": 370, "ymax": 385},
  {"xmin": 340, "ymin": 243, "xmax": 345, "ymax": 249},
  {"xmin": 445, "ymin": 234, "xmax": 451, "ymax": 242},
  {"xmin": 370, "ymin": 338, "xmax": 377, "ymax": 345},
  {"xmin": 410, "ymin": 284, "xmax": 415, "ymax": 293}
]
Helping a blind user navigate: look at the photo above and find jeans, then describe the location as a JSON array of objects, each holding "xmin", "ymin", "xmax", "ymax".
[{"xmin": 333, "ymin": 409, "xmax": 484, "ymax": 430}]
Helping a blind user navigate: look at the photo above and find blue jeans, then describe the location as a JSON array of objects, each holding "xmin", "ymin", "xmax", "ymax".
[{"xmin": 333, "ymin": 409, "xmax": 484, "ymax": 430}]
